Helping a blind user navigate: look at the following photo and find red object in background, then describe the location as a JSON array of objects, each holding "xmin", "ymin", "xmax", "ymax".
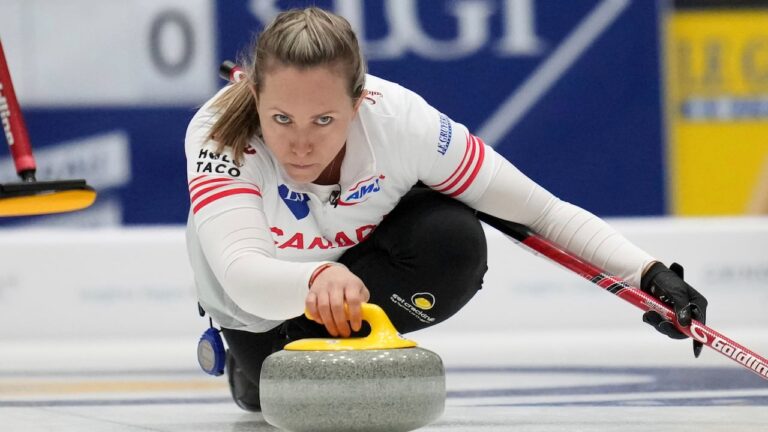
[{"xmin": 0, "ymin": 38, "xmax": 37, "ymax": 180}]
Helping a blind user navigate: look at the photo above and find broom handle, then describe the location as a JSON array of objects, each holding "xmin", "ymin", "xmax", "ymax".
[
  {"xmin": 478, "ymin": 212, "xmax": 768, "ymax": 381},
  {"xmin": 0, "ymin": 38, "xmax": 37, "ymax": 181}
]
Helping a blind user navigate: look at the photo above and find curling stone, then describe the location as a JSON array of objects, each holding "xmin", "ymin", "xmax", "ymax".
[{"xmin": 260, "ymin": 303, "xmax": 445, "ymax": 432}]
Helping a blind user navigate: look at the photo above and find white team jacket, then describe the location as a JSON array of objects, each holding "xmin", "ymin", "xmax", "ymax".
[{"xmin": 185, "ymin": 74, "xmax": 655, "ymax": 332}]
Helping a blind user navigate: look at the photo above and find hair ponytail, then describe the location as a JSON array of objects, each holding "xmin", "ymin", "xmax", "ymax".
[{"xmin": 208, "ymin": 77, "xmax": 260, "ymax": 164}]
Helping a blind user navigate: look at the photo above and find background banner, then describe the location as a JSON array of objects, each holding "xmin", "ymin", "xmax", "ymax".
[
  {"xmin": 665, "ymin": 5, "xmax": 768, "ymax": 215},
  {"xmin": 0, "ymin": 0, "xmax": 665, "ymax": 226}
]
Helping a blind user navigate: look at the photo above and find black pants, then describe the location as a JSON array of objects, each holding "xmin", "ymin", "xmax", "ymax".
[{"xmin": 221, "ymin": 187, "xmax": 488, "ymax": 396}]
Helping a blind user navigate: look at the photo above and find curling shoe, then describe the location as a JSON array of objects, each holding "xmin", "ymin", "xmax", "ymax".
[{"xmin": 226, "ymin": 350, "xmax": 262, "ymax": 412}]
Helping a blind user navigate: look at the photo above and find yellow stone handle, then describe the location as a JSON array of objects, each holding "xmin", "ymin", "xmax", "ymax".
[{"xmin": 285, "ymin": 303, "xmax": 417, "ymax": 351}]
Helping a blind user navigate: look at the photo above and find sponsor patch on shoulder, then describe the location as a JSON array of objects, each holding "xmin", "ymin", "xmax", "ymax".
[
  {"xmin": 437, "ymin": 113, "xmax": 453, "ymax": 155},
  {"xmin": 195, "ymin": 147, "xmax": 242, "ymax": 177}
]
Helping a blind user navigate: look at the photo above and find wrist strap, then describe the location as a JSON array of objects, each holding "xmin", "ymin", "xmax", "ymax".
[{"xmin": 309, "ymin": 263, "xmax": 333, "ymax": 288}]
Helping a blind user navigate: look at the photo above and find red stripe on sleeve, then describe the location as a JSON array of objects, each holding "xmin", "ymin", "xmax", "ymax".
[
  {"xmin": 192, "ymin": 188, "xmax": 262, "ymax": 214},
  {"xmin": 190, "ymin": 182, "xmax": 236, "ymax": 203},
  {"xmin": 430, "ymin": 134, "xmax": 472, "ymax": 189},
  {"xmin": 189, "ymin": 177, "xmax": 233, "ymax": 194},
  {"xmin": 434, "ymin": 135, "xmax": 477, "ymax": 194},
  {"xmin": 188, "ymin": 175, "xmax": 208, "ymax": 187},
  {"xmin": 448, "ymin": 135, "xmax": 486, "ymax": 197}
]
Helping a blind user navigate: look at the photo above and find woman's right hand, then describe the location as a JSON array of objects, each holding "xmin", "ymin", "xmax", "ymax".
[{"xmin": 306, "ymin": 264, "xmax": 370, "ymax": 337}]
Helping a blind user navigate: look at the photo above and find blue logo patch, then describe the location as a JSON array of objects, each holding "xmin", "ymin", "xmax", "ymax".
[
  {"xmin": 437, "ymin": 113, "xmax": 452, "ymax": 155},
  {"xmin": 278, "ymin": 184, "xmax": 310, "ymax": 220}
]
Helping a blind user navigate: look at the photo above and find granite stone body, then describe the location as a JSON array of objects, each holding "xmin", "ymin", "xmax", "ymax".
[{"xmin": 260, "ymin": 347, "xmax": 446, "ymax": 432}]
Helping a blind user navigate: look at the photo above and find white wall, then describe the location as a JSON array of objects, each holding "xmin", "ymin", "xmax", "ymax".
[
  {"xmin": 0, "ymin": 217, "xmax": 766, "ymax": 341},
  {"xmin": 0, "ymin": 0, "xmax": 216, "ymax": 106}
]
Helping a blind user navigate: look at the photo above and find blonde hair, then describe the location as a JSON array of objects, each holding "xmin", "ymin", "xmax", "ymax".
[{"xmin": 208, "ymin": 7, "xmax": 367, "ymax": 163}]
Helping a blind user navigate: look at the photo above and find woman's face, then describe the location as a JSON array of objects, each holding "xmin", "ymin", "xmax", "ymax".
[{"xmin": 256, "ymin": 64, "xmax": 357, "ymax": 184}]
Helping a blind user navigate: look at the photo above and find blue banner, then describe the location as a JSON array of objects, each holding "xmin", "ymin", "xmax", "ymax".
[{"xmin": 0, "ymin": 0, "xmax": 664, "ymax": 226}]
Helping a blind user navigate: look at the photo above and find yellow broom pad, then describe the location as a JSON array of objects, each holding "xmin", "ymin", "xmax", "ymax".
[{"xmin": 0, "ymin": 189, "xmax": 97, "ymax": 217}]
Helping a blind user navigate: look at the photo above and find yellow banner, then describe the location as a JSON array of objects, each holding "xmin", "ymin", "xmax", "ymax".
[{"xmin": 666, "ymin": 10, "xmax": 768, "ymax": 215}]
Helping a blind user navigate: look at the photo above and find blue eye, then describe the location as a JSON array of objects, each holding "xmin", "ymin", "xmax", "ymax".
[
  {"xmin": 273, "ymin": 114, "xmax": 291, "ymax": 124},
  {"xmin": 316, "ymin": 116, "xmax": 333, "ymax": 126}
]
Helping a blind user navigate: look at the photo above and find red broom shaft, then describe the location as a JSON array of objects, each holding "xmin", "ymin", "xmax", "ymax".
[
  {"xmin": 0, "ymin": 38, "xmax": 37, "ymax": 178},
  {"xmin": 522, "ymin": 234, "xmax": 768, "ymax": 381}
]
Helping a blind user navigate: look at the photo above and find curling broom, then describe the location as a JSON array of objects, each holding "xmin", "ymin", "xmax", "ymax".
[{"xmin": 0, "ymin": 38, "xmax": 96, "ymax": 217}]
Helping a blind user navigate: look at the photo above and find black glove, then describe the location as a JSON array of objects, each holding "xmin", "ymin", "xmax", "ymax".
[{"xmin": 640, "ymin": 262, "xmax": 708, "ymax": 358}]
